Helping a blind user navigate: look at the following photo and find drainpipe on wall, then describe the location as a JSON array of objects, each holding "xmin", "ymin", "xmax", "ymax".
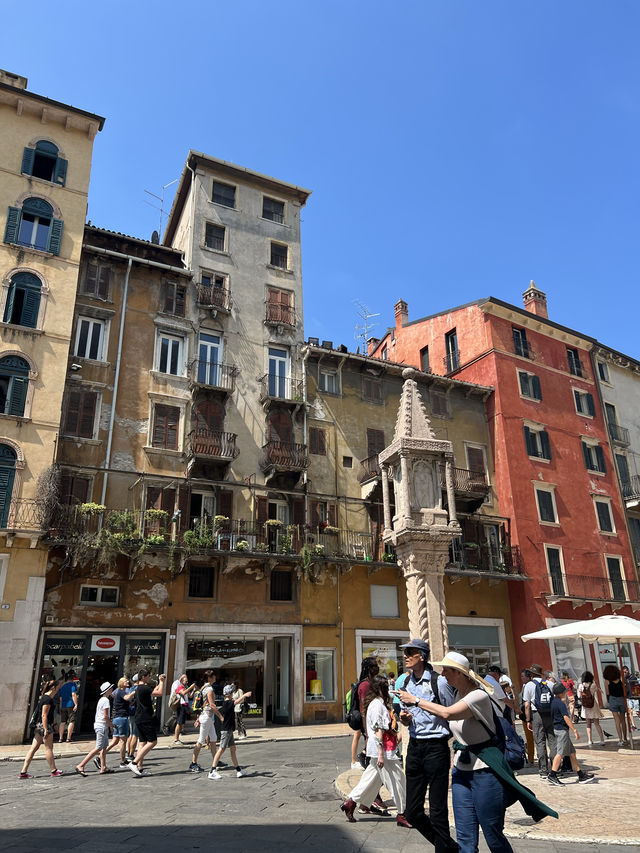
[{"xmin": 301, "ymin": 345, "xmax": 310, "ymax": 525}]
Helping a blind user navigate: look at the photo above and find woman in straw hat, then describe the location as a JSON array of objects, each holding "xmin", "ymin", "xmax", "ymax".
[{"xmin": 398, "ymin": 652, "xmax": 557, "ymax": 853}]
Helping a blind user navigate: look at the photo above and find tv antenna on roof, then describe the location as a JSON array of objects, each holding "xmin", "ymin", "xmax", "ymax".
[
  {"xmin": 354, "ymin": 300, "xmax": 380, "ymax": 352},
  {"xmin": 144, "ymin": 178, "xmax": 178, "ymax": 239}
]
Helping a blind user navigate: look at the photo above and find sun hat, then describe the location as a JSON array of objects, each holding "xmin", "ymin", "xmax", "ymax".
[
  {"xmin": 223, "ymin": 684, "xmax": 234, "ymax": 695},
  {"xmin": 100, "ymin": 681, "xmax": 113, "ymax": 695},
  {"xmin": 529, "ymin": 664, "xmax": 544, "ymax": 676},
  {"xmin": 430, "ymin": 652, "xmax": 495, "ymax": 694}
]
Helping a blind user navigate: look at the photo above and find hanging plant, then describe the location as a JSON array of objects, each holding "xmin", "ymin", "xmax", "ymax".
[
  {"xmin": 79, "ymin": 502, "xmax": 106, "ymax": 516},
  {"xmin": 323, "ymin": 525, "xmax": 339, "ymax": 535},
  {"xmin": 264, "ymin": 518, "xmax": 283, "ymax": 527}
]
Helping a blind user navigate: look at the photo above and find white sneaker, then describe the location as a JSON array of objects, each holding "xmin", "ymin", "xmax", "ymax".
[
  {"xmin": 599, "ymin": 740, "xmax": 605, "ymax": 746},
  {"xmin": 236, "ymin": 768, "xmax": 245, "ymax": 778},
  {"xmin": 350, "ymin": 762, "xmax": 362, "ymax": 770},
  {"xmin": 128, "ymin": 762, "xmax": 142, "ymax": 777},
  {"xmin": 208, "ymin": 769, "xmax": 222, "ymax": 780}
]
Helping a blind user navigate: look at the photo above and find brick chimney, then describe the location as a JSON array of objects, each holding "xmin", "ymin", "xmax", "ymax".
[
  {"xmin": 395, "ymin": 299, "xmax": 408, "ymax": 329},
  {"xmin": 523, "ymin": 281, "xmax": 548, "ymax": 319}
]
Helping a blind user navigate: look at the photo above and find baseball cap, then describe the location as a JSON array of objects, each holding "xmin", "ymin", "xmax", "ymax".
[{"xmin": 400, "ymin": 638, "xmax": 430, "ymax": 656}]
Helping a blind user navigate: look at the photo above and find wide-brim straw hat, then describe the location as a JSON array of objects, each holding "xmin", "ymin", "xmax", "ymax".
[{"xmin": 430, "ymin": 652, "xmax": 495, "ymax": 694}]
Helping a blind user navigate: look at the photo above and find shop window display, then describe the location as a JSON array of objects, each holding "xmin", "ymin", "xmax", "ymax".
[{"xmin": 305, "ymin": 649, "xmax": 335, "ymax": 701}]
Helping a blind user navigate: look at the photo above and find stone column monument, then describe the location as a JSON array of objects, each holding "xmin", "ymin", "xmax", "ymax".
[{"xmin": 380, "ymin": 368, "xmax": 461, "ymax": 662}]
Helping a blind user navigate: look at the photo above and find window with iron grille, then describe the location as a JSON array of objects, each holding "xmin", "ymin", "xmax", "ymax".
[
  {"xmin": 152, "ymin": 404, "xmax": 180, "ymax": 450},
  {"xmin": 188, "ymin": 564, "xmax": 215, "ymax": 598},
  {"xmin": 270, "ymin": 242, "xmax": 288, "ymax": 269},
  {"xmin": 212, "ymin": 181, "xmax": 236, "ymax": 208},
  {"xmin": 270, "ymin": 569, "xmax": 293, "ymax": 601},
  {"xmin": 309, "ymin": 427, "xmax": 327, "ymax": 455},
  {"xmin": 263, "ymin": 196, "xmax": 285, "ymax": 223},
  {"xmin": 163, "ymin": 281, "xmax": 186, "ymax": 317},
  {"xmin": 205, "ymin": 223, "xmax": 226, "ymax": 251}
]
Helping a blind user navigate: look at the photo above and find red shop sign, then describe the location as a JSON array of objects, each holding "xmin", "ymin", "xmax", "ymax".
[{"xmin": 90, "ymin": 635, "xmax": 120, "ymax": 652}]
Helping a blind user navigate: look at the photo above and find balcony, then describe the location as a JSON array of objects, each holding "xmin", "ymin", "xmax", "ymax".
[
  {"xmin": 545, "ymin": 574, "xmax": 640, "ymax": 605},
  {"xmin": 358, "ymin": 454, "xmax": 381, "ymax": 485},
  {"xmin": 187, "ymin": 429, "xmax": 239, "ymax": 461},
  {"xmin": 1, "ymin": 499, "xmax": 46, "ymax": 533},
  {"xmin": 265, "ymin": 303, "xmax": 296, "ymax": 327},
  {"xmin": 621, "ymin": 475, "xmax": 640, "ymax": 506},
  {"xmin": 447, "ymin": 539, "xmax": 524, "ymax": 577},
  {"xmin": 440, "ymin": 464, "xmax": 490, "ymax": 512},
  {"xmin": 258, "ymin": 374, "xmax": 305, "ymax": 408},
  {"xmin": 443, "ymin": 350, "xmax": 461, "ymax": 374},
  {"xmin": 197, "ymin": 284, "xmax": 230, "ymax": 312},
  {"xmin": 261, "ymin": 440, "xmax": 307, "ymax": 472},
  {"xmin": 189, "ymin": 360, "xmax": 236, "ymax": 394},
  {"xmin": 607, "ymin": 421, "xmax": 630, "ymax": 446}
]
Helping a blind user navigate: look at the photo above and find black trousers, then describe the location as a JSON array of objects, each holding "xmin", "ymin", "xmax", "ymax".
[{"xmin": 405, "ymin": 736, "xmax": 458, "ymax": 852}]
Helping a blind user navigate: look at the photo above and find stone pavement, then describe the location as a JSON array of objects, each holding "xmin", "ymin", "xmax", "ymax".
[{"xmin": 1, "ymin": 723, "xmax": 638, "ymax": 850}]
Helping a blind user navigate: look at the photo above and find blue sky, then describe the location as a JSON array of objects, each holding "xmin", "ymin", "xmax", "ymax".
[{"xmin": 4, "ymin": 2, "xmax": 639, "ymax": 358}]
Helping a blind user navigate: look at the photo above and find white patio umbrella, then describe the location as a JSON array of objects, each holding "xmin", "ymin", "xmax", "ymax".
[{"xmin": 522, "ymin": 614, "xmax": 640, "ymax": 749}]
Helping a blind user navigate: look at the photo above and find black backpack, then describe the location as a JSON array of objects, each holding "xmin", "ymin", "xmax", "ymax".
[
  {"xmin": 346, "ymin": 680, "xmax": 364, "ymax": 731},
  {"xmin": 534, "ymin": 679, "xmax": 553, "ymax": 714},
  {"xmin": 399, "ymin": 667, "xmax": 441, "ymax": 704}
]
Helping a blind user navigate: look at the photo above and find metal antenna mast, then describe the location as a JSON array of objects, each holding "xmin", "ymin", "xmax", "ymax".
[
  {"xmin": 354, "ymin": 301, "xmax": 381, "ymax": 353},
  {"xmin": 144, "ymin": 178, "xmax": 178, "ymax": 238}
]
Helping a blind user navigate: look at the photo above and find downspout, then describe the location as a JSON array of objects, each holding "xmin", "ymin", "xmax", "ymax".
[
  {"xmin": 100, "ymin": 257, "xmax": 132, "ymax": 512},
  {"xmin": 302, "ymin": 345, "xmax": 310, "ymax": 524}
]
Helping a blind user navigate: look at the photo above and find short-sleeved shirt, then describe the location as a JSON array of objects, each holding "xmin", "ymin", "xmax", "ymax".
[
  {"xmin": 38, "ymin": 694, "xmax": 55, "ymax": 728},
  {"xmin": 401, "ymin": 669, "xmax": 455, "ymax": 739},
  {"xmin": 112, "ymin": 688, "xmax": 130, "ymax": 717},
  {"xmin": 561, "ymin": 679, "xmax": 575, "ymax": 698},
  {"xmin": 95, "ymin": 695, "xmax": 111, "ymax": 728},
  {"xmin": 450, "ymin": 689, "xmax": 496, "ymax": 771},
  {"xmin": 220, "ymin": 698, "xmax": 235, "ymax": 731},
  {"xmin": 200, "ymin": 684, "xmax": 215, "ymax": 718},
  {"xmin": 550, "ymin": 696, "xmax": 569, "ymax": 730},
  {"xmin": 365, "ymin": 697, "xmax": 398, "ymax": 760},
  {"xmin": 134, "ymin": 683, "xmax": 154, "ymax": 724},
  {"xmin": 232, "ymin": 688, "xmax": 244, "ymax": 710},
  {"xmin": 484, "ymin": 675, "xmax": 507, "ymax": 711},
  {"xmin": 522, "ymin": 677, "xmax": 541, "ymax": 710},
  {"xmin": 58, "ymin": 681, "xmax": 77, "ymax": 708}
]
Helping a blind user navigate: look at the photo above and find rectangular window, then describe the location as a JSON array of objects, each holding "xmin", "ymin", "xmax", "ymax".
[
  {"xmin": 152, "ymin": 404, "xmax": 180, "ymax": 450},
  {"xmin": 304, "ymin": 649, "xmax": 335, "ymax": 702},
  {"xmin": 270, "ymin": 570, "xmax": 293, "ymax": 601},
  {"xmin": 188, "ymin": 564, "xmax": 215, "ymax": 598},
  {"xmin": 582, "ymin": 441, "xmax": 606, "ymax": 474},
  {"xmin": 381, "ymin": 345, "xmax": 388, "ymax": 361},
  {"xmin": 545, "ymin": 546, "xmax": 565, "ymax": 596},
  {"xmin": 362, "ymin": 376, "xmax": 383, "ymax": 403},
  {"xmin": 163, "ymin": 281, "xmax": 186, "ymax": 317},
  {"xmin": 309, "ymin": 427, "xmax": 327, "ymax": 455},
  {"xmin": 63, "ymin": 389, "xmax": 97, "ymax": 439},
  {"xmin": 79, "ymin": 585, "xmax": 119, "ymax": 606},
  {"xmin": 59, "ymin": 473, "xmax": 90, "ymax": 505},
  {"xmin": 535, "ymin": 486, "xmax": 558, "ymax": 523},
  {"xmin": 367, "ymin": 428, "xmax": 386, "ymax": 457},
  {"xmin": 606, "ymin": 556, "xmax": 626, "ymax": 601},
  {"xmin": 512, "ymin": 327, "xmax": 532, "ymax": 358},
  {"xmin": 420, "ymin": 345, "xmax": 430, "ymax": 373},
  {"xmin": 574, "ymin": 389, "xmax": 595, "ymax": 417},
  {"xmin": 430, "ymin": 391, "xmax": 449, "ymax": 417},
  {"xmin": 518, "ymin": 370, "xmax": 542, "ymax": 400},
  {"xmin": 266, "ymin": 287, "xmax": 294, "ymax": 325},
  {"xmin": 74, "ymin": 317, "xmax": 106, "ymax": 361},
  {"xmin": 370, "ymin": 585, "xmax": 399, "ymax": 618},
  {"xmin": 204, "ymin": 223, "xmax": 226, "ymax": 251},
  {"xmin": 156, "ymin": 333, "xmax": 183, "ymax": 375},
  {"xmin": 212, "ymin": 181, "xmax": 235, "ymax": 208},
  {"xmin": 445, "ymin": 329, "xmax": 459, "ymax": 372},
  {"xmin": 262, "ymin": 197, "xmax": 285, "ymax": 223},
  {"xmin": 83, "ymin": 263, "xmax": 110, "ymax": 299},
  {"xmin": 342, "ymin": 456, "xmax": 353, "ymax": 468},
  {"xmin": 270, "ymin": 242, "xmax": 289, "ymax": 269},
  {"xmin": 594, "ymin": 498, "xmax": 615, "ymax": 534},
  {"xmin": 567, "ymin": 348, "xmax": 583, "ymax": 377},
  {"xmin": 597, "ymin": 361, "xmax": 610, "ymax": 383},
  {"xmin": 319, "ymin": 369, "xmax": 338, "ymax": 394},
  {"xmin": 524, "ymin": 425, "xmax": 551, "ymax": 460}
]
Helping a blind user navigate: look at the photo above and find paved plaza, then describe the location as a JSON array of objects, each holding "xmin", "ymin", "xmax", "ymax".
[{"xmin": 0, "ymin": 727, "xmax": 637, "ymax": 852}]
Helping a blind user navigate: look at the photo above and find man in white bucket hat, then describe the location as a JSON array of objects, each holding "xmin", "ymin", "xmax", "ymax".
[{"xmin": 75, "ymin": 681, "xmax": 114, "ymax": 776}]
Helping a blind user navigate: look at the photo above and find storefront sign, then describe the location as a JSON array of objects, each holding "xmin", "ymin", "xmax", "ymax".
[
  {"xmin": 126, "ymin": 638, "xmax": 162, "ymax": 654},
  {"xmin": 44, "ymin": 637, "xmax": 86, "ymax": 655},
  {"xmin": 245, "ymin": 703, "xmax": 263, "ymax": 716},
  {"xmin": 90, "ymin": 634, "xmax": 120, "ymax": 652}
]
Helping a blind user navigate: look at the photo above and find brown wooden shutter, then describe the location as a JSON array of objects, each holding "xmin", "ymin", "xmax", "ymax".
[
  {"xmin": 145, "ymin": 487, "xmax": 162, "ymax": 510},
  {"xmin": 256, "ymin": 496, "xmax": 268, "ymax": 525},
  {"xmin": 328, "ymin": 502, "xmax": 337, "ymax": 527},
  {"xmin": 161, "ymin": 488, "xmax": 176, "ymax": 515},
  {"xmin": 310, "ymin": 500, "xmax": 321, "ymax": 527},
  {"xmin": 63, "ymin": 391, "xmax": 80, "ymax": 435},
  {"xmin": 78, "ymin": 392, "xmax": 97, "ymax": 438},
  {"xmin": 467, "ymin": 447, "xmax": 485, "ymax": 473},
  {"xmin": 367, "ymin": 428, "xmax": 385, "ymax": 457},
  {"xmin": 292, "ymin": 498, "xmax": 305, "ymax": 526},
  {"xmin": 153, "ymin": 404, "xmax": 179, "ymax": 449},
  {"xmin": 194, "ymin": 400, "xmax": 223, "ymax": 432},
  {"xmin": 97, "ymin": 266, "xmax": 109, "ymax": 299},
  {"xmin": 218, "ymin": 489, "xmax": 233, "ymax": 520},
  {"xmin": 268, "ymin": 410, "xmax": 293, "ymax": 443}
]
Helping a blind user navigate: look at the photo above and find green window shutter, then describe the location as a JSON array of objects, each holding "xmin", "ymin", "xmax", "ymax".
[
  {"xmin": 523, "ymin": 425, "xmax": 534, "ymax": 456},
  {"xmin": 0, "ymin": 465, "xmax": 16, "ymax": 527},
  {"xmin": 581, "ymin": 441, "xmax": 591, "ymax": 470},
  {"xmin": 595, "ymin": 445, "xmax": 606, "ymax": 474},
  {"xmin": 586, "ymin": 393, "xmax": 595, "ymax": 417},
  {"xmin": 20, "ymin": 288, "xmax": 40, "ymax": 328},
  {"xmin": 54, "ymin": 157, "xmax": 68, "ymax": 186},
  {"xmin": 8, "ymin": 377, "xmax": 28, "ymax": 416},
  {"xmin": 21, "ymin": 147, "xmax": 35, "ymax": 176},
  {"xmin": 532, "ymin": 375, "xmax": 542, "ymax": 400},
  {"xmin": 48, "ymin": 218, "xmax": 63, "ymax": 255},
  {"xmin": 540, "ymin": 431, "xmax": 551, "ymax": 460},
  {"xmin": 4, "ymin": 207, "xmax": 21, "ymax": 244},
  {"xmin": 3, "ymin": 284, "xmax": 15, "ymax": 323},
  {"xmin": 518, "ymin": 372, "xmax": 528, "ymax": 396}
]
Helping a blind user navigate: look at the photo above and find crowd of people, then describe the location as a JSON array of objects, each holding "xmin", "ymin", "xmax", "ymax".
[{"xmin": 18, "ymin": 669, "xmax": 251, "ymax": 781}]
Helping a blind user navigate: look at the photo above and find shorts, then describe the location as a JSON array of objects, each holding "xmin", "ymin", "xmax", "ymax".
[
  {"xmin": 136, "ymin": 720, "xmax": 157, "ymax": 744},
  {"xmin": 129, "ymin": 717, "xmax": 138, "ymax": 737},
  {"xmin": 94, "ymin": 726, "xmax": 110, "ymax": 750},
  {"xmin": 176, "ymin": 704, "xmax": 187, "ymax": 726},
  {"xmin": 608, "ymin": 696, "xmax": 627, "ymax": 714},
  {"xmin": 113, "ymin": 716, "xmax": 130, "ymax": 737},
  {"xmin": 60, "ymin": 707, "xmax": 76, "ymax": 724},
  {"xmin": 197, "ymin": 713, "xmax": 216, "ymax": 745},
  {"xmin": 554, "ymin": 728, "xmax": 575, "ymax": 756},
  {"xmin": 219, "ymin": 729, "xmax": 235, "ymax": 749}
]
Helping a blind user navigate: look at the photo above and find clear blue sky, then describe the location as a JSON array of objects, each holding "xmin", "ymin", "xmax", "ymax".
[{"xmin": 4, "ymin": 2, "xmax": 639, "ymax": 358}]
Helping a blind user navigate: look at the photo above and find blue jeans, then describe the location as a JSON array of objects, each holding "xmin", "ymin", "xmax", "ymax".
[{"xmin": 452, "ymin": 767, "xmax": 513, "ymax": 853}]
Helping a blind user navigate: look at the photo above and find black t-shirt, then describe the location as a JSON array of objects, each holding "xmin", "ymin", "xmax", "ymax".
[
  {"xmin": 134, "ymin": 683, "xmax": 154, "ymax": 723},
  {"xmin": 550, "ymin": 697, "xmax": 569, "ymax": 730},
  {"xmin": 221, "ymin": 698, "xmax": 235, "ymax": 731},
  {"xmin": 38, "ymin": 694, "xmax": 55, "ymax": 728},
  {"xmin": 112, "ymin": 688, "xmax": 129, "ymax": 716}
]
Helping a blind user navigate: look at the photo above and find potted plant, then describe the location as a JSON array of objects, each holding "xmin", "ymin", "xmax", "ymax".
[
  {"xmin": 323, "ymin": 525, "xmax": 339, "ymax": 535},
  {"xmin": 235, "ymin": 539, "xmax": 249, "ymax": 552}
]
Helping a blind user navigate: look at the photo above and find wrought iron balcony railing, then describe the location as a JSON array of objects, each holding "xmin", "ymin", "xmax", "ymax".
[
  {"xmin": 197, "ymin": 284, "xmax": 230, "ymax": 311},
  {"xmin": 358, "ymin": 454, "xmax": 381, "ymax": 484},
  {"xmin": 189, "ymin": 360, "xmax": 236, "ymax": 392},
  {"xmin": 547, "ymin": 574, "xmax": 640, "ymax": 603},
  {"xmin": 607, "ymin": 422, "xmax": 630, "ymax": 446},
  {"xmin": 260, "ymin": 440, "xmax": 308, "ymax": 471},
  {"xmin": 187, "ymin": 429, "xmax": 239, "ymax": 459},
  {"xmin": 265, "ymin": 303, "xmax": 296, "ymax": 326},
  {"xmin": 439, "ymin": 464, "xmax": 489, "ymax": 494},
  {"xmin": 259, "ymin": 374, "xmax": 304, "ymax": 403},
  {"xmin": 1, "ymin": 499, "xmax": 47, "ymax": 531},
  {"xmin": 448, "ymin": 539, "xmax": 524, "ymax": 575},
  {"xmin": 443, "ymin": 350, "xmax": 461, "ymax": 373},
  {"xmin": 621, "ymin": 475, "xmax": 640, "ymax": 502}
]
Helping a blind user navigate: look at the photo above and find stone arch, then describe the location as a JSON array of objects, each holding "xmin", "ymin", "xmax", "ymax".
[{"xmin": 14, "ymin": 191, "xmax": 62, "ymax": 220}]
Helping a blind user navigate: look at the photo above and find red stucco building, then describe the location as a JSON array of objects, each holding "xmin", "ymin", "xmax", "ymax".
[{"xmin": 370, "ymin": 285, "xmax": 639, "ymax": 681}]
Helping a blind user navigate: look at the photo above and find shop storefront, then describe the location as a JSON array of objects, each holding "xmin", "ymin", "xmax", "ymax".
[
  {"xmin": 447, "ymin": 618, "xmax": 509, "ymax": 673},
  {"xmin": 174, "ymin": 622, "xmax": 302, "ymax": 726},
  {"xmin": 32, "ymin": 630, "xmax": 168, "ymax": 737},
  {"xmin": 355, "ymin": 630, "xmax": 407, "ymax": 680}
]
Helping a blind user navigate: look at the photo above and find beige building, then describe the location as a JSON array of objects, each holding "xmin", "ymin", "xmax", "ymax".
[{"xmin": 0, "ymin": 69, "xmax": 104, "ymax": 742}]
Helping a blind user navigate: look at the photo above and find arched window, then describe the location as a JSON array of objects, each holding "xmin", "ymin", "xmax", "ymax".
[
  {"xmin": 3, "ymin": 272, "xmax": 41, "ymax": 328},
  {"xmin": 0, "ymin": 355, "xmax": 30, "ymax": 417},
  {"xmin": 21, "ymin": 140, "xmax": 67, "ymax": 185},
  {"xmin": 0, "ymin": 444, "xmax": 17, "ymax": 527},
  {"xmin": 4, "ymin": 197, "xmax": 63, "ymax": 255}
]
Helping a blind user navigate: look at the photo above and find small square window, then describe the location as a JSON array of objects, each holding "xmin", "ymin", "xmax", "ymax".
[
  {"xmin": 263, "ymin": 197, "xmax": 285, "ymax": 224},
  {"xmin": 205, "ymin": 223, "xmax": 226, "ymax": 251},
  {"xmin": 319, "ymin": 370, "xmax": 338, "ymax": 394},
  {"xmin": 518, "ymin": 371, "xmax": 542, "ymax": 401},
  {"xmin": 79, "ymin": 585, "xmax": 119, "ymax": 606},
  {"xmin": 188, "ymin": 564, "xmax": 215, "ymax": 598},
  {"xmin": 342, "ymin": 456, "xmax": 353, "ymax": 468},
  {"xmin": 370, "ymin": 585, "xmax": 399, "ymax": 618},
  {"xmin": 212, "ymin": 181, "xmax": 235, "ymax": 208},
  {"xmin": 270, "ymin": 242, "xmax": 288, "ymax": 269},
  {"xmin": 574, "ymin": 389, "xmax": 595, "ymax": 417}
]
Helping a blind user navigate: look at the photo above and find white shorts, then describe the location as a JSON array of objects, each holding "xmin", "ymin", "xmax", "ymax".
[{"xmin": 197, "ymin": 714, "xmax": 216, "ymax": 745}]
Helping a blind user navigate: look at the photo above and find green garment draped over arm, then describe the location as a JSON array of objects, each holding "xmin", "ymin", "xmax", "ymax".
[{"xmin": 452, "ymin": 741, "xmax": 558, "ymax": 823}]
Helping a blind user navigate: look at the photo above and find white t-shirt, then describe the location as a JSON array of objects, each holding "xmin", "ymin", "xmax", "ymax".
[
  {"xmin": 171, "ymin": 678, "xmax": 181, "ymax": 695},
  {"xmin": 95, "ymin": 695, "xmax": 111, "ymax": 728},
  {"xmin": 365, "ymin": 697, "xmax": 399, "ymax": 760},
  {"xmin": 449, "ymin": 688, "xmax": 496, "ymax": 771},
  {"xmin": 200, "ymin": 683, "xmax": 214, "ymax": 717},
  {"xmin": 484, "ymin": 674, "xmax": 507, "ymax": 712}
]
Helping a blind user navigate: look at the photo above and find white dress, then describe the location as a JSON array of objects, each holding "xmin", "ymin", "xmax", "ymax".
[{"xmin": 347, "ymin": 697, "xmax": 406, "ymax": 812}]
